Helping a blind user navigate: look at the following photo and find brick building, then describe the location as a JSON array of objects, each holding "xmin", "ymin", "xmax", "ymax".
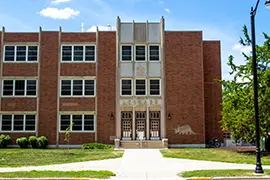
[{"xmin": 0, "ymin": 17, "xmax": 222, "ymax": 148}]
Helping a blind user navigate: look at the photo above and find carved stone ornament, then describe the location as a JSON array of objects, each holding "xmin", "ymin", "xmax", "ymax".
[{"xmin": 174, "ymin": 125, "xmax": 196, "ymax": 135}]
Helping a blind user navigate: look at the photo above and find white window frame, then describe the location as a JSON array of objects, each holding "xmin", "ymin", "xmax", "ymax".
[
  {"xmin": 134, "ymin": 45, "xmax": 147, "ymax": 62},
  {"xmin": 61, "ymin": 44, "xmax": 96, "ymax": 63},
  {"xmin": 0, "ymin": 114, "xmax": 36, "ymax": 132},
  {"xmin": 148, "ymin": 44, "xmax": 161, "ymax": 62},
  {"xmin": 3, "ymin": 45, "xmax": 39, "ymax": 63},
  {"xmin": 135, "ymin": 78, "xmax": 147, "ymax": 96},
  {"xmin": 60, "ymin": 78, "xmax": 96, "ymax": 97},
  {"xmin": 59, "ymin": 114, "xmax": 96, "ymax": 132},
  {"xmin": 2, "ymin": 79, "xmax": 38, "ymax": 98},
  {"xmin": 120, "ymin": 78, "xmax": 133, "ymax": 96},
  {"xmin": 120, "ymin": 45, "xmax": 133, "ymax": 62},
  {"xmin": 149, "ymin": 78, "xmax": 161, "ymax": 96}
]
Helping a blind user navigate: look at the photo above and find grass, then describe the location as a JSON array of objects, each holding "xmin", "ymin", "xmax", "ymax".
[
  {"xmin": 0, "ymin": 149, "xmax": 123, "ymax": 167},
  {"xmin": 180, "ymin": 169, "xmax": 270, "ymax": 178},
  {"xmin": 0, "ymin": 170, "xmax": 115, "ymax": 178},
  {"xmin": 160, "ymin": 148, "xmax": 270, "ymax": 165}
]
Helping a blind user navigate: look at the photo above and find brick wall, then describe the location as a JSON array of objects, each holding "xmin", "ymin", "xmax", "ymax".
[
  {"xmin": 165, "ymin": 31, "xmax": 205, "ymax": 145},
  {"xmin": 1, "ymin": 98, "xmax": 36, "ymax": 111},
  {"xmin": 97, "ymin": 32, "xmax": 116, "ymax": 144},
  {"xmin": 3, "ymin": 64, "xmax": 38, "ymax": 76},
  {"xmin": 60, "ymin": 63, "xmax": 96, "ymax": 76},
  {"xmin": 4, "ymin": 33, "xmax": 39, "ymax": 42},
  {"xmin": 61, "ymin": 33, "xmax": 96, "ymax": 42},
  {"xmin": 60, "ymin": 98, "xmax": 95, "ymax": 111},
  {"xmin": 203, "ymin": 41, "xmax": 223, "ymax": 140},
  {"xmin": 38, "ymin": 32, "xmax": 59, "ymax": 144},
  {"xmin": 59, "ymin": 133, "xmax": 95, "ymax": 144}
]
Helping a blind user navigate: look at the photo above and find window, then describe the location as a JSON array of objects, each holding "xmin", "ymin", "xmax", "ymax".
[
  {"xmin": 0, "ymin": 114, "xmax": 36, "ymax": 132},
  {"xmin": 135, "ymin": 79, "xmax": 146, "ymax": 96},
  {"xmin": 61, "ymin": 45, "xmax": 96, "ymax": 62},
  {"xmin": 2, "ymin": 80, "xmax": 37, "ymax": 97},
  {"xmin": 4, "ymin": 45, "xmax": 38, "ymax": 62},
  {"xmin": 60, "ymin": 114, "xmax": 95, "ymax": 132},
  {"xmin": 149, "ymin": 45, "xmax": 160, "ymax": 61},
  {"xmin": 61, "ymin": 79, "xmax": 95, "ymax": 97},
  {"xmin": 149, "ymin": 79, "xmax": 160, "ymax": 96},
  {"xmin": 121, "ymin": 45, "xmax": 132, "ymax": 61},
  {"xmin": 121, "ymin": 79, "xmax": 132, "ymax": 96},
  {"xmin": 135, "ymin": 45, "xmax": 146, "ymax": 61}
]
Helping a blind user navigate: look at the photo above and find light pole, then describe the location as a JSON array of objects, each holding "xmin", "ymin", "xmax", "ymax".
[{"xmin": 250, "ymin": 0, "xmax": 270, "ymax": 174}]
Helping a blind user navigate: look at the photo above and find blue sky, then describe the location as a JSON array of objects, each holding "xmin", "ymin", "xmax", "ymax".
[{"xmin": 0, "ymin": 0, "xmax": 270, "ymax": 80}]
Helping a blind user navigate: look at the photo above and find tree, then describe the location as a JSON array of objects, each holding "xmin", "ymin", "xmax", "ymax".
[
  {"xmin": 218, "ymin": 25, "xmax": 270, "ymax": 147},
  {"xmin": 64, "ymin": 122, "xmax": 74, "ymax": 151}
]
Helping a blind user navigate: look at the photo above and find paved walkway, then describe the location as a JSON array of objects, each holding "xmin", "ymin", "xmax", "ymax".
[{"xmin": 1, "ymin": 149, "xmax": 270, "ymax": 180}]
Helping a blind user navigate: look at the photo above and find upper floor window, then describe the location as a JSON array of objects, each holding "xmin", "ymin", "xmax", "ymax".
[
  {"xmin": 135, "ymin": 45, "xmax": 146, "ymax": 61},
  {"xmin": 135, "ymin": 79, "xmax": 146, "ymax": 96},
  {"xmin": 61, "ymin": 79, "xmax": 95, "ymax": 97},
  {"xmin": 0, "ymin": 114, "xmax": 35, "ymax": 132},
  {"xmin": 121, "ymin": 45, "xmax": 132, "ymax": 61},
  {"xmin": 149, "ymin": 79, "xmax": 160, "ymax": 96},
  {"xmin": 4, "ymin": 45, "xmax": 38, "ymax": 62},
  {"xmin": 62, "ymin": 45, "xmax": 95, "ymax": 62},
  {"xmin": 2, "ymin": 79, "xmax": 37, "ymax": 97},
  {"xmin": 149, "ymin": 45, "xmax": 160, "ymax": 61},
  {"xmin": 121, "ymin": 79, "xmax": 132, "ymax": 96},
  {"xmin": 60, "ymin": 114, "xmax": 95, "ymax": 132}
]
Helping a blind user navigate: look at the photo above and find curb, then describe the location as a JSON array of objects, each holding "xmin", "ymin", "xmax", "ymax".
[{"xmin": 187, "ymin": 177, "xmax": 270, "ymax": 180}]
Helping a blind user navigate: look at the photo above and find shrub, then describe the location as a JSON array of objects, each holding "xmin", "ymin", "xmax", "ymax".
[
  {"xmin": 28, "ymin": 136, "xmax": 38, "ymax": 148},
  {"xmin": 82, "ymin": 143, "xmax": 113, "ymax": 149},
  {"xmin": 37, "ymin": 136, "xmax": 48, "ymax": 149},
  {"xmin": 16, "ymin": 137, "xmax": 28, "ymax": 148},
  {"xmin": 0, "ymin": 134, "xmax": 12, "ymax": 148}
]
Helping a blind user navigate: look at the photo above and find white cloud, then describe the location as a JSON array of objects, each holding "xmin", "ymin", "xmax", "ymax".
[
  {"xmin": 39, "ymin": 7, "xmax": 80, "ymax": 20},
  {"xmin": 165, "ymin": 8, "xmax": 171, "ymax": 13},
  {"xmin": 51, "ymin": 0, "xmax": 71, "ymax": 5},
  {"xmin": 87, "ymin": 25, "xmax": 116, "ymax": 32},
  {"xmin": 232, "ymin": 43, "xmax": 252, "ymax": 54}
]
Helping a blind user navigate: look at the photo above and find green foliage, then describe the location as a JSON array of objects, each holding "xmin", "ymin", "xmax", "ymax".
[
  {"xmin": 82, "ymin": 143, "xmax": 113, "ymax": 149},
  {"xmin": 64, "ymin": 122, "xmax": 74, "ymax": 145},
  {"xmin": 0, "ymin": 134, "xmax": 12, "ymax": 148},
  {"xmin": 16, "ymin": 137, "xmax": 28, "ymax": 148},
  {"xmin": 37, "ymin": 136, "xmax": 48, "ymax": 149},
  {"xmin": 28, "ymin": 136, "xmax": 38, "ymax": 148},
  {"xmin": 218, "ymin": 26, "xmax": 270, "ymax": 143}
]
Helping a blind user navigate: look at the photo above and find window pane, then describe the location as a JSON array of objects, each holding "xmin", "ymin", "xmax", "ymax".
[
  {"xmin": 28, "ymin": 46, "xmax": 38, "ymax": 61},
  {"xmin": 149, "ymin": 46, "xmax": 159, "ymax": 61},
  {"xmin": 61, "ymin": 80, "xmax": 71, "ymax": 96},
  {"xmin": 25, "ymin": 115, "xmax": 35, "ymax": 131},
  {"xmin": 136, "ymin": 46, "xmax": 146, "ymax": 61},
  {"xmin": 84, "ymin": 115, "xmax": 94, "ymax": 131},
  {"xmin": 72, "ymin": 115, "xmax": 82, "ymax": 131},
  {"xmin": 26, "ymin": 80, "xmax": 36, "ymax": 96},
  {"xmin": 4, "ymin": 46, "xmax": 15, "ymax": 61},
  {"xmin": 60, "ymin": 115, "xmax": 70, "ymax": 131},
  {"xmin": 121, "ymin": 80, "xmax": 132, "ymax": 95},
  {"xmin": 85, "ymin": 46, "xmax": 95, "ymax": 61},
  {"xmin": 3, "ymin": 80, "xmax": 13, "ymax": 96},
  {"xmin": 150, "ymin": 80, "xmax": 160, "ymax": 95},
  {"xmin": 62, "ymin": 46, "xmax": 72, "ymax": 61},
  {"xmin": 15, "ymin": 80, "xmax": 25, "ymax": 96},
  {"xmin": 85, "ymin": 80, "xmax": 94, "ymax": 96},
  {"xmin": 74, "ymin": 46, "xmax": 83, "ymax": 61},
  {"xmin": 73, "ymin": 80, "xmax": 83, "ymax": 96},
  {"xmin": 136, "ymin": 80, "xmax": 146, "ymax": 95},
  {"xmin": 14, "ymin": 115, "xmax": 24, "ymax": 131},
  {"xmin": 1, "ymin": 115, "xmax": 12, "ymax": 131},
  {"xmin": 122, "ymin": 46, "xmax": 132, "ymax": 61},
  {"xmin": 16, "ymin": 46, "xmax": 26, "ymax": 61}
]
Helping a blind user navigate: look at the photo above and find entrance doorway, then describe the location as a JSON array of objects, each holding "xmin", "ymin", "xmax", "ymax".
[
  {"xmin": 150, "ymin": 111, "xmax": 160, "ymax": 140},
  {"xmin": 135, "ymin": 111, "xmax": 146, "ymax": 140},
  {"xmin": 121, "ymin": 111, "xmax": 132, "ymax": 140}
]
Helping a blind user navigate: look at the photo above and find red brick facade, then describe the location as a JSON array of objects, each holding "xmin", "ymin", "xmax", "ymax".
[{"xmin": 0, "ymin": 26, "xmax": 222, "ymax": 147}]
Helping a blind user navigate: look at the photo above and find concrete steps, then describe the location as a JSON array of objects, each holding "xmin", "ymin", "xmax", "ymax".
[{"xmin": 120, "ymin": 140, "xmax": 164, "ymax": 149}]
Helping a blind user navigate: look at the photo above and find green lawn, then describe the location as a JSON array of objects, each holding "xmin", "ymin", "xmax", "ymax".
[
  {"xmin": 0, "ymin": 149, "xmax": 123, "ymax": 167},
  {"xmin": 160, "ymin": 148, "xmax": 270, "ymax": 165},
  {"xmin": 0, "ymin": 170, "xmax": 115, "ymax": 179},
  {"xmin": 180, "ymin": 169, "xmax": 270, "ymax": 178}
]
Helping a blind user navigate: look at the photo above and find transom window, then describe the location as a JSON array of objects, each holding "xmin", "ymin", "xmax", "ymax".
[
  {"xmin": 150, "ymin": 111, "xmax": 160, "ymax": 119},
  {"xmin": 121, "ymin": 79, "xmax": 132, "ymax": 96},
  {"xmin": 60, "ymin": 114, "xmax": 95, "ymax": 132},
  {"xmin": 121, "ymin": 45, "xmax": 132, "ymax": 61},
  {"xmin": 135, "ymin": 46, "xmax": 146, "ymax": 61},
  {"xmin": 121, "ymin": 111, "xmax": 132, "ymax": 120},
  {"xmin": 2, "ymin": 80, "xmax": 37, "ymax": 97},
  {"xmin": 149, "ymin": 79, "xmax": 160, "ymax": 96},
  {"xmin": 135, "ymin": 112, "xmax": 146, "ymax": 119},
  {"xmin": 61, "ymin": 79, "xmax": 95, "ymax": 97},
  {"xmin": 62, "ymin": 45, "xmax": 95, "ymax": 62},
  {"xmin": 0, "ymin": 114, "xmax": 35, "ymax": 132},
  {"xmin": 149, "ymin": 45, "xmax": 160, "ymax": 61},
  {"xmin": 135, "ymin": 79, "xmax": 146, "ymax": 96},
  {"xmin": 4, "ymin": 45, "xmax": 38, "ymax": 62}
]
